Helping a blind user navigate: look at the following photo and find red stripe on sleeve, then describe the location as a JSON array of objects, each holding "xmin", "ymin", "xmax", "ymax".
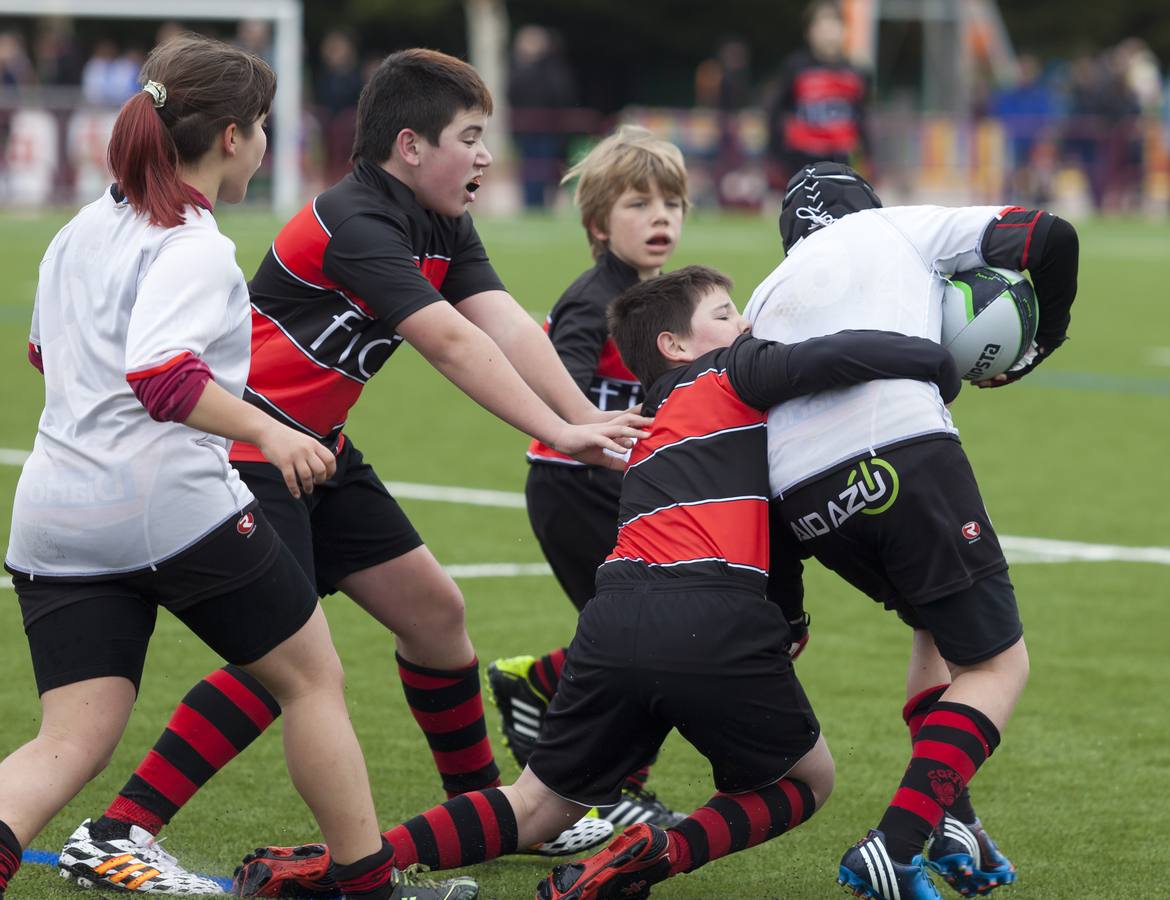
[
  {"xmin": 206, "ymin": 668, "xmax": 280, "ymax": 731},
  {"xmin": 28, "ymin": 342, "xmax": 43, "ymax": 374},
  {"xmin": 167, "ymin": 704, "xmax": 239, "ymax": 769},
  {"xmin": 125, "ymin": 350, "xmax": 194, "ymax": 382}
]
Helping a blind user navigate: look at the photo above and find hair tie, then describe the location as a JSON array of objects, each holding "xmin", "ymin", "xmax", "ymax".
[{"xmin": 142, "ymin": 80, "xmax": 167, "ymax": 108}]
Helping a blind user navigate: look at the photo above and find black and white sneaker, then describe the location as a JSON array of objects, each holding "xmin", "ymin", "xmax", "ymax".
[
  {"xmin": 486, "ymin": 655, "xmax": 549, "ymax": 768},
  {"xmin": 597, "ymin": 789, "xmax": 687, "ymax": 829},
  {"xmin": 59, "ymin": 819, "xmax": 223, "ymax": 894}
]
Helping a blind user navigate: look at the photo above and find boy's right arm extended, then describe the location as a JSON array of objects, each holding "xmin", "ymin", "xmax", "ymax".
[
  {"xmin": 396, "ymin": 301, "xmax": 645, "ymax": 466},
  {"xmin": 730, "ymin": 330, "xmax": 962, "ymax": 410}
]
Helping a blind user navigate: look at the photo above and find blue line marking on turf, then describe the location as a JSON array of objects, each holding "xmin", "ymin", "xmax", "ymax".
[{"xmin": 23, "ymin": 848, "xmax": 233, "ymax": 890}]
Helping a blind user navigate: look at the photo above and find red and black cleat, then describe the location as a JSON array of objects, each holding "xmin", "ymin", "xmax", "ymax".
[
  {"xmin": 232, "ymin": 844, "xmax": 337, "ymax": 898},
  {"xmin": 534, "ymin": 822, "xmax": 671, "ymax": 900}
]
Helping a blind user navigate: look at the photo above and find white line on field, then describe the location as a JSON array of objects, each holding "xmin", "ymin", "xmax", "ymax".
[
  {"xmin": 1, "ymin": 448, "xmax": 1167, "ymax": 570},
  {"xmin": 1149, "ymin": 347, "xmax": 1170, "ymax": 367}
]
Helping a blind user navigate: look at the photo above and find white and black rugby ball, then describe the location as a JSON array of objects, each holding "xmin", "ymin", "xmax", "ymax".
[{"xmin": 941, "ymin": 267, "xmax": 1039, "ymax": 380}]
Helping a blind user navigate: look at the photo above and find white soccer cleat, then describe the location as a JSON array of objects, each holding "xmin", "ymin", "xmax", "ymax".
[
  {"xmin": 59, "ymin": 819, "xmax": 224, "ymax": 894},
  {"xmin": 521, "ymin": 814, "xmax": 615, "ymax": 857}
]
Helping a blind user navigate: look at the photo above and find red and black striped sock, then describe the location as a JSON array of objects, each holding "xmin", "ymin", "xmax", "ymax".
[
  {"xmin": 333, "ymin": 838, "xmax": 397, "ymax": 900},
  {"xmin": 665, "ymin": 777, "xmax": 817, "ymax": 875},
  {"xmin": 0, "ymin": 819, "xmax": 22, "ymax": 893},
  {"xmin": 97, "ymin": 665, "xmax": 280, "ymax": 836},
  {"xmin": 903, "ymin": 685, "xmax": 976, "ymax": 824},
  {"xmin": 527, "ymin": 648, "xmax": 566, "ymax": 699},
  {"xmin": 397, "ymin": 653, "xmax": 501, "ymax": 799},
  {"xmin": 382, "ymin": 788, "xmax": 519, "ymax": 870},
  {"xmin": 622, "ymin": 765, "xmax": 651, "ymax": 793},
  {"xmin": 879, "ymin": 701, "xmax": 1000, "ymax": 863}
]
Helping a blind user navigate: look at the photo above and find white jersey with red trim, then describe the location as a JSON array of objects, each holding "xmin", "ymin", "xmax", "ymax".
[
  {"xmin": 745, "ymin": 205, "xmax": 1002, "ymax": 496},
  {"xmin": 7, "ymin": 188, "xmax": 254, "ymax": 577}
]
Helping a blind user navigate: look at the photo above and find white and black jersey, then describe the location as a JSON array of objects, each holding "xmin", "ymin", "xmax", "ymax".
[
  {"xmin": 746, "ymin": 204, "xmax": 1051, "ymax": 497},
  {"xmin": 7, "ymin": 189, "xmax": 254, "ymax": 578}
]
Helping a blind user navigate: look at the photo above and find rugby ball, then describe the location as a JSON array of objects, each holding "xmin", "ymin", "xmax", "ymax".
[{"xmin": 941, "ymin": 267, "xmax": 1038, "ymax": 380}]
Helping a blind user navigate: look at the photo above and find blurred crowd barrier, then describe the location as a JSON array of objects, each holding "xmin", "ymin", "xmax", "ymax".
[{"xmin": 2, "ymin": 98, "xmax": 1167, "ymax": 216}]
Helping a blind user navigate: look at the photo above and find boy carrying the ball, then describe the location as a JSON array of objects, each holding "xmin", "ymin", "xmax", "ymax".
[{"xmin": 745, "ymin": 162, "xmax": 1079, "ymax": 899}]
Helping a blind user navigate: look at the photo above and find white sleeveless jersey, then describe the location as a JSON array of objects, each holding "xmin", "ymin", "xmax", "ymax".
[
  {"xmin": 7, "ymin": 190, "xmax": 255, "ymax": 577},
  {"xmin": 745, "ymin": 205, "xmax": 1002, "ymax": 496}
]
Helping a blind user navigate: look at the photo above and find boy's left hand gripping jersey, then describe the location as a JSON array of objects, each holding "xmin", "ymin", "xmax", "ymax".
[
  {"xmin": 598, "ymin": 331, "xmax": 959, "ymax": 590},
  {"xmin": 231, "ymin": 159, "xmax": 505, "ymax": 462}
]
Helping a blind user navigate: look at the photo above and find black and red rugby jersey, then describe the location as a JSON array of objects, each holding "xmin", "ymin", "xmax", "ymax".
[
  {"xmin": 231, "ymin": 158, "xmax": 505, "ymax": 461},
  {"xmin": 597, "ymin": 331, "xmax": 959, "ymax": 591},
  {"xmin": 528, "ymin": 251, "xmax": 641, "ymax": 466},
  {"xmin": 771, "ymin": 50, "xmax": 868, "ymax": 158}
]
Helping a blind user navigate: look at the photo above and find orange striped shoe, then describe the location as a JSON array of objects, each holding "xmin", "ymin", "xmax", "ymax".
[{"xmin": 58, "ymin": 819, "xmax": 223, "ymax": 894}]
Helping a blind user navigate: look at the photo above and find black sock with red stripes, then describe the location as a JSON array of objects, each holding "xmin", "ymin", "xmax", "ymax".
[
  {"xmin": 333, "ymin": 838, "xmax": 398, "ymax": 900},
  {"xmin": 666, "ymin": 778, "xmax": 817, "ymax": 875},
  {"xmin": 903, "ymin": 685, "xmax": 977, "ymax": 825},
  {"xmin": 397, "ymin": 653, "xmax": 501, "ymax": 799},
  {"xmin": 527, "ymin": 648, "xmax": 566, "ymax": 699},
  {"xmin": 0, "ymin": 819, "xmax": 21, "ymax": 894},
  {"xmin": 92, "ymin": 665, "xmax": 280, "ymax": 839},
  {"xmin": 879, "ymin": 701, "xmax": 1000, "ymax": 863},
  {"xmin": 382, "ymin": 788, "xmax": 519, "ymax": 869}
]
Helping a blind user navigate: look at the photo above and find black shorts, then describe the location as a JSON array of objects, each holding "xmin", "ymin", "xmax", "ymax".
[
  {"xmin": 528, "ymin": 579, "xmax": 821, "ymax": 806},
  {"xmin": 14, "ymin": 507, "xmax": 317, "ymax": 694},
  {"xmin": 236, "ymin": 438, "xmax": 423, "ymax": 596},
  {"xmin": 525, "ymin": 463, "xmax": 622, "ymax": 611},
  {"xmin": 771, "ymin": 437, "xmax": 1022, "ymax": 665}
]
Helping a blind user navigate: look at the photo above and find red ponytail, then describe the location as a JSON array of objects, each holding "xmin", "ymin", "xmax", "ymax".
[{"xmin": 107, "ymin": 90, "xmax": 190, "ymax": 229}]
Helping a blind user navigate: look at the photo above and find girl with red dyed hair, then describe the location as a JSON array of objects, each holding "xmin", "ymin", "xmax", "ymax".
[{"xmin": 0, "ymin": 34, "xmax": 476, "ymax": 900}]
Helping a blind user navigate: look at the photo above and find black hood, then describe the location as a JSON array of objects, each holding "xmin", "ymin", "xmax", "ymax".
[{"xmin": 779, "ymin": 161, "xmax": 882, "ymax": 253}]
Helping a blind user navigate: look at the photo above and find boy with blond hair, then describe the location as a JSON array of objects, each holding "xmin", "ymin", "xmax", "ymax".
[{"xmin": 487, "ymin": 126, "xmax": 690, "ymax": 827}]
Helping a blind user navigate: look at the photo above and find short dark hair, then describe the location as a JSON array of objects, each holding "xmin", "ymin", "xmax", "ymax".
[
  {"xmin": 352, "ymin": 48, "xmax": 493, "ymax": 163},
  {"xmin": 608, "ymin": 265, "xmax": 734, "ymax": 387}
]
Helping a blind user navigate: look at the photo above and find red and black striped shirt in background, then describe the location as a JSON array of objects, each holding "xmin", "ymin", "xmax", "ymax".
[
  {"xmin": 232, "ymin": 158, "xmax": 505, "ymax": 462},
  {"xmin": 598, "ymin": 331, "xmax": 961, "ymax": 592},
  {"xmin": 768, "ymin": 50, "xmax": 869, "ymax": 160},
  {"xmin": 527, "ymin": 251, "xmax": 641, "ymax": 466}
]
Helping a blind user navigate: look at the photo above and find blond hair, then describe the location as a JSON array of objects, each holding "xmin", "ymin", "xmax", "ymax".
[{"xmin": 562, "ymin": 125, "xmax": 690, "ymax": 258}]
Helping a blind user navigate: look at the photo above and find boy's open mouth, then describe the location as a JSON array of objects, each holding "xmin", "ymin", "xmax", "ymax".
[
  {"xmin": 466, "ymin": 176, "xmax": 482, "ymax": 193},
  {"xmin": 647, "ymin": 234, "xmax": 672, "ymax": 246}
]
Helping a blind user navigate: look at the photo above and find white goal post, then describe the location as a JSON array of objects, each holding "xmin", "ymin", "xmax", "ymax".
[{"xmin": 0, "ymin": 0, "xmax": 302, "ymax": 210}]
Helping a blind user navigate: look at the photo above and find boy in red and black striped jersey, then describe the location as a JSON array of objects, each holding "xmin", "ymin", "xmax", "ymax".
[
  {"xmin": 488, "ymin": 126, "xmax": 689, "ymax": 828},
  {"xmin": 66, "ymin": 48, "xmax": 648, "ymax": 878},
  {"xmin": 233, "ymin": 266, "xmax": 961, "ymax": 898}
]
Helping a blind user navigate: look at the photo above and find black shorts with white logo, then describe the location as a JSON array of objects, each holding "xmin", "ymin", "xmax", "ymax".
[
  {"xmin": 525, "ymin": 463, "xmax": 622, "ymax": 612},
  {"xmin": 235, "ymin": 437, "xmax": 423, "ymax": 596},
  {"xmin": 770, "ymin": 436, "xmax": 1022, "ymax": 664},
  {"xmin": 528, "ymin": 578, "xmax": 821, "ymax": 806},
  {"xmin": 14, "ymin": 505, "xmax": 317, "ymax": 694}
]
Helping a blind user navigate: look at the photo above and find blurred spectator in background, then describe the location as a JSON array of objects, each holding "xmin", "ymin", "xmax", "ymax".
[
  {"xmin": 508, "ymin": 24, "xmax": 577, "ymax": 209},
  {"xmin": 1064, "ymin": 48, "xmax": 1141, "ymax": 211},
  {"xmin": 695, "ymin": 36, "xmax": 757, "ymax": 208},
  {"xmin": 33, "ymin": 19, "xmax": 82, "ymax": 86},
  {"xmin": 0, "ymin": 31, "xmax": 34, "ymax": 88},
  {"xmin": 764, "ymin": 0, "xmax": 869, "ymax": 193},
  {"xmin": 81, "ymin": 39, "xmax": 140, "ymax": 107},
  {"xmin": 315, "ymin": 28, "xmax": 364, "ymax": 183},
  {"xmin": 991, "ymin": 54, "xmax": 1057, "ymax": 204},
  {"xmin": 236, "ymin": 19, "xmax": 274, "ymax": 68}
]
